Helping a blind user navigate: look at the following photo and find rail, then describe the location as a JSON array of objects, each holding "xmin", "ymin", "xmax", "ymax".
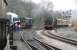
[
  {"xmin": 20, "ymin": 32, "xmax": 34, "ymax": 50},
  {"xmin": 20, "ymin": 31, "xmax": 60, "ymax": 50},
  {"xmin": 33, "ymin": 38, "xmax": 60, "ymax": 50},
  {"xmin": 42, "ymin": 30, "xmax": 77, "ymax": 46}
]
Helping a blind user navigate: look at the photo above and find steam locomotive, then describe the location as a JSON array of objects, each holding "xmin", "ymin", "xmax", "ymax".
[{"xmin": 44, "ymin": 16, "xmax": 57, "ymax": 30}]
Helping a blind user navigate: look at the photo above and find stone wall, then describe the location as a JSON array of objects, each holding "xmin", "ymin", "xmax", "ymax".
[{"xmin": 0, "ymin": 0, "xmax": 7, "ymax": 18}]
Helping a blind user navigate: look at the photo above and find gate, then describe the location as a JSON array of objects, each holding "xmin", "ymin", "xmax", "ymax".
[
  {"xmin": 0, "ymin": 18, "xmax": 9, "ymax": 50},
  {"xmin": 0, "ymin": 18, "xmax": 17, "ymax": 50}
]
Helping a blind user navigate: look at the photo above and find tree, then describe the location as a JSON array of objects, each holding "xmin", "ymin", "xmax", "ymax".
[
  {"xmin": 40, "ymin": 0, "xmax": 54, "ymax": 11},
  {"xmin": 7, "ymin": 0, "xmax": 54, "ymax": 29},
  {"xmin": 7, "ymin": 0, "xmax": 38, "ymax": 17}
]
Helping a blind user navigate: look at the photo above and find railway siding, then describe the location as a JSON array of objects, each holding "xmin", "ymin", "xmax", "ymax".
[{"xmin": 35, "ymin": 30, "xmax": 77, "ymax": 50}]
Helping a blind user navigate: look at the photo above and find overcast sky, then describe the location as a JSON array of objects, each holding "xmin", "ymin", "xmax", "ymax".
[
  {"xmin": 21, "ymin": 0, "xmax": 77, "ymax": 17},
  {"xmin": 31, "ymin": 0, "xmax": 77, "ymax": 11}
]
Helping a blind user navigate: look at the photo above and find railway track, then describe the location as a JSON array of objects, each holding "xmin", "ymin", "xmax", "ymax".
[
  {"xmin": 33, "ymin": 38, "xmax": 61, "ymax": 50},
  {"xmin": 20, "ymin": 32, "xmax": 38, "ymax": 50},
  {"xmin": 20, "ymin": 31, "xmax": 60, "ymax": 50},
  {"xmin": 20, "ymin": 34, "xmax": 32, "ymax": 50},
  {"xmin": 42, "ymin": 30, "xmax": 77, "ymax": 46}
]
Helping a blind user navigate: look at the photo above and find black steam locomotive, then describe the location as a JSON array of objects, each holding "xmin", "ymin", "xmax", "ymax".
[{"xmin": 44, "ymin": 16, "xmax": 57, "ymax": 30}]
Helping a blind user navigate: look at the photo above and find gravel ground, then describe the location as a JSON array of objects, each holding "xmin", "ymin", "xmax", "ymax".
[
  {"xmin": 49, "ymin": 27, "xmax": 77, "ymax": 41},
  {"xmin": 14, "ymin": 40, "xmax": 29, "ymax": 50},
  {"xmin": 35, "ymin": 30, "xmax": 77, "ymax": 50},
  {"xmin": 5, "ymin": 27, "xmax": 77, "ymax": 50},
  {"xmin": 10, "ymin": 29, "xmax": 48, "ymax": 50}
]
